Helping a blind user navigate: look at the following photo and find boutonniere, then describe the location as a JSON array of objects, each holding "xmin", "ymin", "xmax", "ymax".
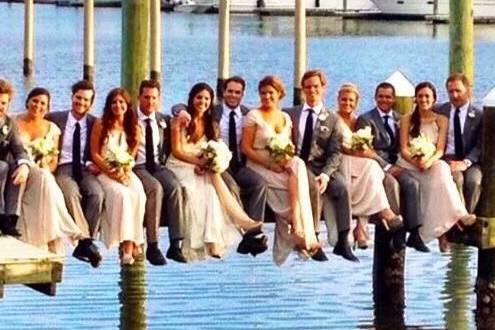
[
  {"xmin": 1, "ymin": 124, "xmax": 9, "ymax": 137},
  {"xmin": 158, "ymin": 118, "xmax": 167, "ymax": 129},
  {"xmin": 318, "ymin": 111, "xmax": 329, "ymax": 122},
  {"xmin": 468, "ymin": 111, "xmax": 476, "ymax": 118},
  {"xmin": 320, "ymin": 126, "xmax": 330, "ymax": 133}
]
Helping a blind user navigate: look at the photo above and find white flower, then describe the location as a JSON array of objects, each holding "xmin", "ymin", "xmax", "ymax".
[
  {"xmin": 350, "ymin": 126, "xmax": 374, "ymax": 151},
  {"xmin": 200, "ymin": 140, "xmax": 232, "ymax": 173},
  {"xmin": 320, "ymin": 126, "xmax": 329, "ymax": 133},
  {"xmin": 318, "ymin": 111, "xmax": 329, "ymax": 122},
  {"xmin": 1, "ymin": 125, "xmax": 9, "ymax": 136},
  {"xmin": 409, "ymin": 134, "xmax": 436, "ymax": 160},
  {"xmin": 158, "ymin": 119, "xmax": 167, "ymax": 129},
  {"xmin": 265, "ymin": 135, "xmax": 295, "ymax": 164},
  {"xmin": 468, "ymin": 111, "xmax": 475, "ymax": 118},
  {"xmin": 28, "ymin": 137, "xmax": 59, "ymax": 164},
  {"xmin": 104, "ymin": 137, "xmax": 135, "ymax": 169}
]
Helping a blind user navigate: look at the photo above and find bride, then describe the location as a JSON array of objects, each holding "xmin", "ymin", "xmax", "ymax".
[{"xmin": 166, "ymin": 82, "xmax": 262, "ymax": 261}]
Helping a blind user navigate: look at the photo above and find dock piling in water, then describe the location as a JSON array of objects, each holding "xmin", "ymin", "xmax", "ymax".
[
  {"xmin": 23, "ymin": 0, "xmax": 34, "ymax": 77},
  {"xmin": 83, "ymin": 0, "xmax": 95, "ymax": 82},
  {"xmin": 293, "ymin": 0, "xmax": 306, "ymax": 106},
  {"xmin": 449, "ymin": 0, "xmax": 474, "ymax": 82},
  {"xmin": 216, "ymin": 0, "xmax": 230, "ymax": 100},
  {"xmin": 150, "ymin": 0, "xmax": 161, "ymax": 83}
]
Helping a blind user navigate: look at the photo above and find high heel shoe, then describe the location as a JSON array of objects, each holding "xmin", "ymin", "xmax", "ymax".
[
  {"xmin": 120, "ymin": 253, "xmax": 135, "ymax": 266},
  {"xmin": 353, "ymin": 226, "xmax": 369, "ymax": 250},
  {"xmin": 380, "ymin": 215, "xmax": 404, "ymax": 233},
  {"xmin": 438, "ymin": 234, "xmax": 450, "ymax": 253}
]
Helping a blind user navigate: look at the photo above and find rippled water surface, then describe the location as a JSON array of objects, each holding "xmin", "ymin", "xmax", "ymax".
[{"xmin": 0, "ymin": 4, "xmax": 493, "ymax": 329}]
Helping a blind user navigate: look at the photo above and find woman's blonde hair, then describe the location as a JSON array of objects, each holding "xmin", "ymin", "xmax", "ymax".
[{"xmin": 337, "ymin": 83, "xmax": 360, "ymax": 102}]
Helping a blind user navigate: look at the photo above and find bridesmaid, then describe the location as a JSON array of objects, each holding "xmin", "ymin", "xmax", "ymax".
[
  {"xmin": 396, "ymin": 81, "xmax": 475, "ymax": 252},
  {"xmin": 16, "ymin": 87, "xmax": 84, "ymax": 254},
  {"xmin": 90, "ymin": 88, "xmax": 146, "ymax": 265}
]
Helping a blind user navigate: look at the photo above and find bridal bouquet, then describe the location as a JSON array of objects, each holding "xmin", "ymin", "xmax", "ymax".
[
  {"xmin": 409, "ymin": 134, "xmax": 436, "ymax": 160},
  {"xmin": 265, "ymin": 135, "xmax": 295, "ymax": 164},
  {"xmin": 28, "ymin": 137, "xmax": 59, "ymax": 165},
  {"xmin": 349, "ymin": 126, "xmax": 373, "ymax": 151},
  {"xmin": 104, "ymin": 138, "xmax": 135, "ymax": 182},
  {"xmin": 200, "ymin": 140, "xmax": 232, "ymax": 173}
]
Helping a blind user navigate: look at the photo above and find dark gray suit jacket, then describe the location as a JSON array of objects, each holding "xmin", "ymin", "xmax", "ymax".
[
  {"xmin": 0, "ymin": 115, "xmax": 29, "ymax": 164},
  {"xmin": 142, "ymin": 111, "xmax": 172, "ymax": 166},
  {"xmin": 434, "ymin": 102, "xmax": 482, "ymax": 164},
  {"xmin": 284, "ymin": 105, "xmax": 343, "ymax": 179},
  {"xmin": 46, "ymin": 110, "xmax": 96, "ymax": 163},
  {"xmin": 356, "ymin": 107, "xmax": 400, "ymax": 168}
]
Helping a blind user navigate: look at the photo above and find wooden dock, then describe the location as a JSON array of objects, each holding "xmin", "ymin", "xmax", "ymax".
[{"xmin": 0, "ymin": 236, "xmax": 63, "ymax": 298}]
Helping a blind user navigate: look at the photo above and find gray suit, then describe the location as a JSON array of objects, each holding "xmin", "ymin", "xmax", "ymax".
[
  {"xmin": 171, "ymin": 102, "xmax": 268, "ymax": 221},
  {"xmin": 0, "ymin": 115, "xmax": 29, "ymax": 216},
  {"xmin": 357, "ymin": 108, "xmax": 421, "ymax": 231},
  {"xmin": 434, "ymin": 102, "xmax": 483, "ymax": 213},
  {"xmin": 133, "ymin": 111, "xmax": 183, "ymax": 244},
  {"xmin": 47, "ymin": 111, "xmax": 104, "ymax": 238},
  {"xmin": 285, "ymin": 105, "xmax": 351, "ymax": 235}
]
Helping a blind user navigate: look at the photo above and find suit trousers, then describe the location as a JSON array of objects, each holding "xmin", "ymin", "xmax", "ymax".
[
  {"xmin": 452, "ymin": 164, "xmax": 482, "ymax": 214},
  {"xmin": 134, "ymin": 165, "xmax": 183, "ymax": 243},
  {"xmin": 224, "ymin": 166, "xmax": 268, "ymax": 221},
  {"xmin": 55, "ymin": 164, "xmax": 104, "ymax": 238},
  {"xmin": 383, "ymin": 172, "xmax": 400, "ymax": 215},
  {"xmin": 309, "ymin": 170, "xmax": 352, "ymax": 234},
  {"xmin": 0, "ymin": 160, "xmax": 25, "ymax": 216},
  {"xmin": 396, "ymin": 169, "xmax": 422, "ymax": 231}
]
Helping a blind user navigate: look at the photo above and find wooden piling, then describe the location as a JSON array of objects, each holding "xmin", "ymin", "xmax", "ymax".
[
  {"xmin": 449, "ymin": 0, "xmax": 474, "ymax": 82},
  {"xmin": 293, "ymin": 0, "xmax": 306, "ymax": 106},
  {"xmin": 150, "ymin": 0, "xmax": 161, "ymax": 82},
  {"xmin": 217, "ymin": 0, "xmax": 230, "ymax": 100},
  {"xmin": 121, "ymin": 0, "xmax": 150, "ymax": 101},
  {"xmin": 475, "ymin": 90, "xmax": 495, "ymax": 316},
  {"xmin": 119, "ymin": 259, "xmax": 147, "ymax": 330},
  {"xmin": 83, "ymin": 0, "xmax": 95, "ymax": 82},
  {"xmin": 23, "ymin": 0, "xmax": 34, "ymax": 77}
]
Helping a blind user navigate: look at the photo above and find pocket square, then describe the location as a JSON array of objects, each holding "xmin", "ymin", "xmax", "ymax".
[
  {"xmin": 158, "ymin": 119, "xmax": 167, "ymax": 129},
  {"xmin": 468, "ymin": 111, "xmax": 475, "ymax": 118}
]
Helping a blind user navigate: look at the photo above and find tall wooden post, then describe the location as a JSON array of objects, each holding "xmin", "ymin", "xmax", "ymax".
[
  {"xmin": 150, "ymin": 0, "xmax": 161, "ymax": 82},
  {"xmin": 83, "ymin": 0, "xmax": 95, "ymax": 82},
  {"xmin": 119, "ymin": 259, "xmax": 147, "ymax": 330},
  {"xmin": 293, "ymin": 0, "xmax": 306, "ymax": 106},
  {"xmin": 23, "ymin": 0, "xmax": 34, "ymax": 77},
  {"xmin": 449, "ymin": 0, "xmax": 474, "ymax": 83},
  {"xmin": 475, "ymin": 89, "xmax": 495, "ymax": 320},
  {"xmin": 217, "ymin": 0, "xmax": 230, "ymax": 100},
  {"xmin": 122, "ymin": 0, "xmax": 150, "ymax": 101}
]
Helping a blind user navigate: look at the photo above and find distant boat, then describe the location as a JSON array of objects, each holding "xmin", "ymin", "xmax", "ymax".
[
  {"xmin": 371, "ymin": 0, "xmax": 495, "ymax": 18},
  {"xmin": 174, "ymin": 0, "xmax": 216, "ymax": 13}
]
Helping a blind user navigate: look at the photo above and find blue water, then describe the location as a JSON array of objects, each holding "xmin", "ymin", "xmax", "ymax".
[{"xmin": 0, "ymin": 3, "xmax": 492, "ymax": 329}]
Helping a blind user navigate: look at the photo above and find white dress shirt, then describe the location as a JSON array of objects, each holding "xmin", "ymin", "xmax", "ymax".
[
  {"xmin": 376, "ymin": 107, "xmax": 396, "ymax": 137},
  {"xmin": 297, "ymin": 102, "xmax": 324, "ymax": 152},
  {"xmin": 136, "ymin": 109, "xmax": 160, "ymax": 166},
  {"xmin": 445, "ymin": 102, "xmax": 469, "ymax": 156},
  {"xmin": 59, "ymin": 112, "xmax": 88, "ymax": 165},
  {"xmin": 219, "ymin": 103, "xmax": 243, "ymax": 159}
]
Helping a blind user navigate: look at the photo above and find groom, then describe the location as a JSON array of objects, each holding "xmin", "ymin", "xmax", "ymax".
[
  {"xmin": 285, "ymin": 69, "xmax": 357, "ymax": 262},
  {"xmin": 47, "ymin": 80, "xmax": 103, "ymax": 267}
]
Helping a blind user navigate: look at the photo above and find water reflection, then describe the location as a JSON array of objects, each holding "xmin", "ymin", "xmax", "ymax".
[
  {"xmin": 442, "ymin": 244, "xmax": 472, "ymax": 330},
  {"xmin": 119, "ymin": 258, "xmax": 147, "ymax": 330}
]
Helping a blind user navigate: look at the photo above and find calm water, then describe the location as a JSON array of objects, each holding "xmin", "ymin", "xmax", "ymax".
[{"xmin": 0, "ymin": 4, "xmax": 494, "ymax": 329}]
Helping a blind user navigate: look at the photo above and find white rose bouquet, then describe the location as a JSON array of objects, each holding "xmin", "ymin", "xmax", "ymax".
[
  {"xmin": 104, "ymin": 137, "xmax": 135, "ymax": 183},
  {"xmin": 265, "ymin": 135, "xmax": 295, "ymax": 164},
  {"xmin": 28, "ymin": 137, "xmax": 59, "ymax": 166},
  {"xmin": 409, "ymin": 134, "xmax": 436, "ymax": 160},
  {"xmin": 200, "ymin": 140, "xmax": 232, "ymax": 173},
  {"xmin": 349, "ymin": 126, "xmax": 374, "ymax": 152}
]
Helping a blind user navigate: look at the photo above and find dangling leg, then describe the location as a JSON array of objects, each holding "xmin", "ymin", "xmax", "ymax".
[{"xmin": 210, "ymin": 173, "xmax": 261, "ymax": 233}]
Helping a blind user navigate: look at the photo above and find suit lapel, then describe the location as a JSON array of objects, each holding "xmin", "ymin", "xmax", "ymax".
[
  {"xmin": 370, "ymin": 108, "xmax": 391, "ymax": 146},
  {"xmin": 463, "ymin": 104, "xmax": 476, "ymax": 148},
  {"xmin": 291, "ymin": 105, "xmax": 303, "ymax": 149}
]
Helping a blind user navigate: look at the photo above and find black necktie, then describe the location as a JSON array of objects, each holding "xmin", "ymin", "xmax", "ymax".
[
  {"xmin": 300, "ymin": 109, "xmax": 314, "ymax": 162},
  {"xmin": 383, "ymin": 115, "xmax": 395, "ymax": 142},
  {"xmin": 229, "ymin": 111, "xmax": 239, "ymax": 164},
  {"xmin": 145, "ymin": 118, "xmax": 156, "ymax": 173},
  {"xmin": 72, "ymin": 122, "xmax": 82, "ymax": 181},
  {"xmin": 454, "ymin": 108, "xmax": 464, "ymax": 159}
]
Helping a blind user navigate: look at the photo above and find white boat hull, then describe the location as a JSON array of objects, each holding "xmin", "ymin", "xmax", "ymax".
[{"xmin": 371, "ymin": 0, "xmax": 495, "ymax": 17}]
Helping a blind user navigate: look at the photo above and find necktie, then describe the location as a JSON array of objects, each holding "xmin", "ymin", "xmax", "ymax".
[
  {"xmin": 72, "ymin": 122, "xmax": 82, "ymax": 181},
  {"xmin": 300, "ymin": 109, "xmax": 314, "ymax": 162},
  {"xmin": 383, "ymin": 115, "xmax": 395, "ymax": 142},
  {"xmin": 454, "ymin": 108, "xmax": 464, "ymax": 159},
  {"xmin": 145, "ymin": 118, "xmax": 156, "ymax": 173},
  {"xmin": 229, "ymin": 111, "xmax": 239, "ymax": 164}
]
